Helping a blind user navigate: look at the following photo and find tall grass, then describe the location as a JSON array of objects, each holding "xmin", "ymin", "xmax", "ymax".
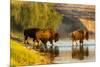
[{"xmin": 10, "ymin": 39, "xmax": 51, "ymax": 66}]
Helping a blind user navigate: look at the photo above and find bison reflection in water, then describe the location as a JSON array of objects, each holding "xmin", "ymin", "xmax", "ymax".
[
  {"xmin": 71, "ymin": 29, "xmax": 89, "ymax": 48},
  {"xmin": 24, "ymin": 28, "xmax": 59, "ymax": 49}
]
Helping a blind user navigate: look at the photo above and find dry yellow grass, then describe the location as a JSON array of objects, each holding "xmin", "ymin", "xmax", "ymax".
[{"xmin": 10, "ymin": 39, "xmax": 51, "ymax": 67}]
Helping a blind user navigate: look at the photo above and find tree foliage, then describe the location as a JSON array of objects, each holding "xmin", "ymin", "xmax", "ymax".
[{"xmin": 11, "ymin": 1, "xmax": 62, "ymax": 32}]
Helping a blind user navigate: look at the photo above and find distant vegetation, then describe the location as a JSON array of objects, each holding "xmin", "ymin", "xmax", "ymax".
[{"xmin": 11, "ymin": 1, "xmax": 63, "ymax": 34}]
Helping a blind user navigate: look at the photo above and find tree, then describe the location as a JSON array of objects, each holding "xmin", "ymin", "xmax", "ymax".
[{"xmin": 11, "ymin": 1, "xmax": 63, "ymax": 33}]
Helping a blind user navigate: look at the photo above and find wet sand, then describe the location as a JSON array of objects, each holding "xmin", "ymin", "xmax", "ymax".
[{"xmin": 54, "ymin": 47, "xmax": 95, "ymax": 64}]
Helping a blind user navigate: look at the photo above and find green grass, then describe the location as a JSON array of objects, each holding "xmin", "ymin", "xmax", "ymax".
[{"xmin": 10, "ymin": 39, "xmax": 51, "ymax": 66}]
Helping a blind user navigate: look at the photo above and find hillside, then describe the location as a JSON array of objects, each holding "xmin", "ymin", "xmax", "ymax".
[
  {"xmin": 53, "ymin": 4, "xmax": 95, "ymax": 38},
  {"xmin": 54, "ymin": 4, "xmax": 95, "ymax": 19}
]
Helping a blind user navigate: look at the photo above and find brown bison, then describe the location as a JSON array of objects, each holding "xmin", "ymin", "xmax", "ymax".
[
  {"xmin": 71, "ymin": 29, "xmax": 89, "ymax": 47},
  {"xmin": 24, "ymin": 28, "xmax": 59, "ymax": 48},
  {"xmin": 35, "ymin": 28, "xmax": 59, "ymax": 48}
]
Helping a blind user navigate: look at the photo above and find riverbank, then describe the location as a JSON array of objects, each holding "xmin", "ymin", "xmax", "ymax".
[{"xmin": 10, "ymin": 39, "xmax": 53, "ymax": 67}]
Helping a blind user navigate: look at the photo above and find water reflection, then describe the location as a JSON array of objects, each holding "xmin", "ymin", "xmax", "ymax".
[{"xmin": 50, "ymin": 39, "xmax": 95, "ymax": 64}]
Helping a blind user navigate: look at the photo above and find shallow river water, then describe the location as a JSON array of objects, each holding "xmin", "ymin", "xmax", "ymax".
[{"xmin": 47, "ymin": 39, "xmax": 95, "ymax": 64}]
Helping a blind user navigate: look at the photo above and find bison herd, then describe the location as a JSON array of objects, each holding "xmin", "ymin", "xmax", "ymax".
[
  {"xmin": 24, "ymin": 28, "xmax": 89, "ymax": 60},
  {"xmin": 24, "ymin": 28, "xmax": 59, "ymax": 57}
]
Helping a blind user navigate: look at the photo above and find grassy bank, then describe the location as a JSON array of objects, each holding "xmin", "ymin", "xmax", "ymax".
[{"xmin": 10, "ymin": 39, "xmax": 52, "ymax": 67}]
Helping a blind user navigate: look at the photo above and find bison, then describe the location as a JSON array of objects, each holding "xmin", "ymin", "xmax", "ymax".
[
  {"xmin": 35, "ymin": 28, "xmax": 59, "ymax": 48},
  {"xmin": 71, "ymin": 29, "xmax": 89, "ymax": 48},
  {"xmin": 24, "ymin": 28, "xmax": 40, "ymax": 47},
  {"xmin": 24, "ymin": 28, "xmax": 59, "ymax": 49},
  {"xmin": 71, "ymin": 29, "xmax": 89, "ymax": 59}
]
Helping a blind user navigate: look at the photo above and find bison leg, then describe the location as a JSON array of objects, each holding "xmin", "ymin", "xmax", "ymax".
[
  {"xmin": 24, "ymin": 36, "xmax": 28, "ymax": 47},
  {"xmin": 72, "ymin": 40, "xmax": 76, "ymax": 49},
  {"xmin": 76, "ymin": 41, "xmax": 78, "ymax": 47},
  {"xmin": 50, "ymin": 40, "xmax": 54, "ymax": 47},
  {"xmin": 24, "ymin": 36, "xmax": 27, "ymax": 43},
  {"xmin": 44, "ymin": 44, "xmax": 47, "ymax": 49},
  {"xmin": 80, "ymin": 40, "xmax": 83, "ymax": 46},
  {"xmin": 33, "ymin": 38, "xmax": 36, "ymax": 42},
  {"xmin": 42, "ymin": 40, "xmax": 48, "ymax": 49},
  {"xmin": 72, "ymin": 41, "xmax": 74, "ymax": 49}
]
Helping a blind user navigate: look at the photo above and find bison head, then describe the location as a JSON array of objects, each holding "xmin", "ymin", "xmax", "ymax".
[
  {"xmin": 84, "ymin": 30, "xmax": 89, "ymax": 40},
  {"xmin": 54, "ymin": 33, "xmax": 59, "ymax": 42}
]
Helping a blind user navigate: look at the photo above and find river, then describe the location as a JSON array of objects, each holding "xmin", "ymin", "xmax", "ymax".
[{"xmin": 47, "ymin": 39, "xmax": 95, "ymax": 64}]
